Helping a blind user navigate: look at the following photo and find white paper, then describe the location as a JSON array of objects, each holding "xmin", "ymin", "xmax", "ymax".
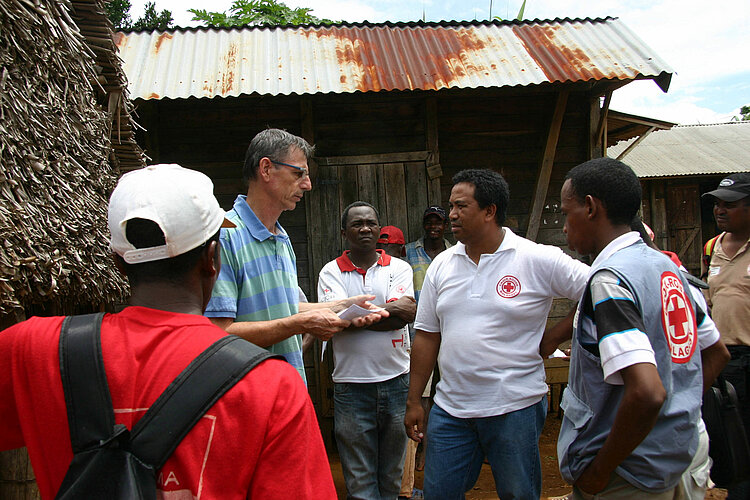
[
  {"xmin": 321, "ymin": 305, "xmax": 384, "ymax": 361},
  {"xmin": 337, "ymin": 304, "xmax": 382, "ymax": 321}
]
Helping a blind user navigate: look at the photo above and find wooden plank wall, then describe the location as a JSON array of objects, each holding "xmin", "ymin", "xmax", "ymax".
[
  {"xmin": 135, "ymin": 94, "xmax": 314, "ymax": 293},
  {"xmin": 436, "ymin": 90, "xmax": 590, "ymax": 249},
  {"xmin": 641, "ymin": 175, "xmax": 726, "ymax": 278}
]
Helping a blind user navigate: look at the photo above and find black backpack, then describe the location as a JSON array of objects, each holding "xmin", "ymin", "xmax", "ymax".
[
  {"xmin": 55, "ymin": 313, "xmax": 279, "ymax": 499},
  {"xmin": 702, "ymin": 375, "xmax": 750, "ymax": 488}
]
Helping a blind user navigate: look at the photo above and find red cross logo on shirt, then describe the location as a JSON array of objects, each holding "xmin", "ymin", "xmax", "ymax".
[
  {"xmin": 660, "ymin": 271, "xmax": 697, "ymax": 364},
  {"xmin": 496, "ymin": 275, "xmax": 521, "ymax": 298},
  {"xmin": 666, "ymin": 295, "xmax": 689, "ymax": 340}
]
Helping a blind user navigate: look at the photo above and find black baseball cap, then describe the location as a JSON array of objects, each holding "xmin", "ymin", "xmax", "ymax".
[
  {"xmin": 702, "ymin": 172, "xmax": 750, "ymax": 202},
  {"xmin": 423, "ymin": 205, "xmax": 447, "ymax": 220}
]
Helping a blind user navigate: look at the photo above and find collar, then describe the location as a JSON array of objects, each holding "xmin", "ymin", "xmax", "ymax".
[
  {"xmin": 415, "ymin": 237, "xmax": 453, "ymax": 250},
  {"xmin": 662, "ymin": 250, "xmax": 682, "ymax": 267},
  {"xmin": 453, "ymin": 227, "xmax": 516, "ymax": 257},
  {"xmin": 718, "ymin": 232, "xmax": 750, "ymax": 255},
  {"xmin": 590, "ymin": 231, "xmax": 640, "ymax": 271},
  {"xmin": 336, "ymin": 249, "xmax": 391, "ymax": 274},
  {"xmin": 233, "ymin": 195, "xmax": 288, "ymax": 242}
]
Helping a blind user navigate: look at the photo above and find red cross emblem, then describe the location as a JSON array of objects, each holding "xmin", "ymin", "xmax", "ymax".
[
  {"xmin": 395, "ymin": 285, "xmax": 406, "ymax": 294},
  {"xmin": 660, "ymin": 271, "xmax": 697, "ymax": 363},
  {"xmin": 496, "ymin": 275, "xmax": 521, "ymax": 298}
]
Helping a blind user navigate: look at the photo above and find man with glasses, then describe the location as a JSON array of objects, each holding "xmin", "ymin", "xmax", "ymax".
[{"xmin": 205, "ymin": 128, "xmax": 386, "ymax": 382}]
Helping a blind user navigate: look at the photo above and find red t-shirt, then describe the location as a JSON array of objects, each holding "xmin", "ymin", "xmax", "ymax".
[{"xmin": 0, "ymin": 306, "xmax": 336, "ymax": 499}]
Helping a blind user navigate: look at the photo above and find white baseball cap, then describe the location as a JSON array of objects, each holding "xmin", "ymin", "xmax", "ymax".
[{"xmin": 108, "ymin": 164, "xmax": 234, "ymax": 264}]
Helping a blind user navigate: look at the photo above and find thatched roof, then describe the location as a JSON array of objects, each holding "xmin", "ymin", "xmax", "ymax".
[
  {"xmin": 0, "ymin": 0, "xmax": 145, "ymax": 315},
  {"xmin": 70, "ymin": 0, "xmax": 146, "ymax": 171}
]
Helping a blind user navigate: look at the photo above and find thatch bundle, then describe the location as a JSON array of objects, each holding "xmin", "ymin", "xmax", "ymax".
[{"xmin": 0, "ymin": 0, "xmax": 140, "ymax": 316}]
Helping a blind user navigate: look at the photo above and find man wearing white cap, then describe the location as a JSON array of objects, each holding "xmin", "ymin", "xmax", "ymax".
[
  {"xmin": 0, "ymin": 164, "xmax": 337, "ymax": 499},
  {"xmin": 205, "ymin": 128, "xmax": 385, "ymax": 383}
]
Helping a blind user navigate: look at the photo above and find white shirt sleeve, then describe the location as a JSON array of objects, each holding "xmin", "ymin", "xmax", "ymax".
[
  {"xmin": 590, "ymin": 270, "xmax": 656, "ymax": 385},
  {"xmin": 688, "ymin": 281, "xmax": 721, "ymax": 350},
  {"xmin": 414, "ymin": 263, "xmax": 440, "ymax": 333},
  {"xmin": 317, "ymin": 264, "xmax": 348, "ymax": 303},
  {"xmin": 549, "ymin": 248, "xmax": 590, "ymax": 301},
  {"xmin": 387, "ymin": 261, "xmax": 415, "ymax": 301}
]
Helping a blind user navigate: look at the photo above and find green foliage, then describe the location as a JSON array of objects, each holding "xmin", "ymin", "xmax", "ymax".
[
  {"xmin": 741, "ymin": 105, "xmax": 750, "ymax": 121},
  {"xmin": 105, "ymin": 0, "xmax": 132, "ymax": 30},
  {"xmin": 132, "ymin": 1, "xmax": 174, "ymax": 30},
  {"xmin": 493, "ymin": 0, "xmax": 527, "ymax": 21},
  {"xmin": 105, "ymin": 0, "xmax": 174, "ymax": 30},
  {"xmin": 189, "ymin": 0, "xmax": 335, "ymax": 27}
]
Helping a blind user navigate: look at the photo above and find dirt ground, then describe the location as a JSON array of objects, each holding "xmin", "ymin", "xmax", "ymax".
[{"xmin": 328, "ymin": 414, "xmax": 728, "ymax": 499}]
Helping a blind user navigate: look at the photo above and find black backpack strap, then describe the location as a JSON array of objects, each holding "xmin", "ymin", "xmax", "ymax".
[
  {"xmin": 130, "ymin": 335, "xmax": 280, "ymax": 468},
  {"xmin": 682, "ymin": 270, "xmax": 709, "ymax": 290},
  {"xmin": 59, "ymin": 313, "xmax": 111, "ymax": 452}
]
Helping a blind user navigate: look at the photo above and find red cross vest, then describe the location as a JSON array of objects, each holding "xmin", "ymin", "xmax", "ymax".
[{"xmin": 558, "ymin": 240, "xmax": 703, "ymax": 492}]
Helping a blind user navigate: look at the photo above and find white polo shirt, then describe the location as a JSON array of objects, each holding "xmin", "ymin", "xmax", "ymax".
[
  {"xmin": 318, "ymin": 250, "xmax": 414, "ymax": 383},
  {"xmin": 415, "ymin": 228, "xmax": 589, "ymax": 418}
]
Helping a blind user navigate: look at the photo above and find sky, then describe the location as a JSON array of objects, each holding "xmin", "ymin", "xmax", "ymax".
[{"xmin": 130, "ymin": 0, "xmax": 750, "ymax": 125}]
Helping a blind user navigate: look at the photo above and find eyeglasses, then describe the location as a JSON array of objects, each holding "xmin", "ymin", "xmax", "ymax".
[{"xmin": 270, "ymin": 160, "xmax": 309, "ymax": 180}]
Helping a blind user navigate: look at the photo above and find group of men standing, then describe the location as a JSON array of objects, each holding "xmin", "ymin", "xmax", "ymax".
[{"xmin": 0, "ymin": 126, "xmax": 746, "ymax": 500}]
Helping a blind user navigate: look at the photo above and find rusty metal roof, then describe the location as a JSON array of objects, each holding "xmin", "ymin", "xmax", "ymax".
[{"xmin": 114, "ymin": 17, "xmax": 673, "ymax": 100}]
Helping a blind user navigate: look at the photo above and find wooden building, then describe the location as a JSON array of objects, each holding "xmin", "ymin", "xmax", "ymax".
[
  {"xmin": 115, "ymin": 17, "xmax": 673, "ymax": 423},
  {"xmin": 608, "ymin": 120, "xmax": 750, "ymax": 276},
  {"xmin": 0, "ymin": 0, "xmax": 144, "ymax": 496}
]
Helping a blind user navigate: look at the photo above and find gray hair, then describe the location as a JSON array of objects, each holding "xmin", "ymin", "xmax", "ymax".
[{"xmin": 242, "ymin": 128, "xmax": 315, "ymax": 182}]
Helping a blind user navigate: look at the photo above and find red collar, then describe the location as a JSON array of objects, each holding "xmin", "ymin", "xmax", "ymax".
[
  {"xmin": 662, "ymin": 250, "xmax": 682, "ymax": 267},
  {"xmin": 335, "ymin": 249, "xmax": 391, "ymax": 275}
]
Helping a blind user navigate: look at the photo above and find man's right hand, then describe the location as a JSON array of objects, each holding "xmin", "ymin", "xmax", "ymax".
[
  {"xmin": 297, "ymin": 309, "xmax": 350, "ymax": 341},
  {"xmin": 404, "ymin": 399, "xmax": 425, "ymax": 443}
]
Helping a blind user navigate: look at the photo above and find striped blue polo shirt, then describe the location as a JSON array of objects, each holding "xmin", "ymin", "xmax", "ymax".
[{"xmin": 205, "ymin": 195, "xmax": 304, "ymax": 381}]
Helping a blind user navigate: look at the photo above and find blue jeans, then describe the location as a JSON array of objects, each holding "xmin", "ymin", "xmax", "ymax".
[
  {"xmin": 334, "ymin": 373, "xmax": 410, "ymax": 500},
  {"xmin": 423, "ymin": 398, "xmax": 547, "ymax": 500}
]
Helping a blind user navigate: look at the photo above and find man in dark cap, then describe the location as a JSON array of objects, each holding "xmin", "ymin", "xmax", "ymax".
[
  {"xmin": 702, "ymin": 172, "xmax": 750, "ymax": 499},
  {"xmin": 405, "ymin": 206, "xmax": 452, "ymax": 302}
]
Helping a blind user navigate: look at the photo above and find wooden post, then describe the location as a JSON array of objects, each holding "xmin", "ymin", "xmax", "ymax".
[
  {"xmin": 0, "ymin": 448, "xmax": 40, "ymax": 500},
  {"xmin": 526, "ymin": 90, "xmax": 568, "ymax": 242},
  {"xmin": 650, "ymin": 182, "xmax": 668, "ymax": 250},
  {"xmin": 140, "ymin": 100, "xmax": 160, "ymax": 164},
  {"xmin": 299, "ymin": 97, "xmax": 328, "ymax": 430},
  {"xmin": 616, "ymin": 126, "xmax": 656, "ymax": 161},
  {"xmin": 425, "ymin": 97, "xmax": 442, "ymax": 207},
  {"xmin": 595, "ymin": 91, "xmax": 612, "ymax": 155},
  {"xmin": 588, "ymin": 96, "xmax": 603, "ymax": 159},
  {"xmin": 0, "ymin": 311, "xmax": 37, "ymax": 500},
  {"xmin": 300, "ymin": 96, "xmax": 317, "ymax": 297}
]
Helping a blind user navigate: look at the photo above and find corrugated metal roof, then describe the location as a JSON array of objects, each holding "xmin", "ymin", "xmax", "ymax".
[
  {"xmin": 608, "ymin": 122, "xmax": 750, "ymax": 178},
  {"xmin": 114, "ymin": 17, "xmax": 673, "ymax": 100}
]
